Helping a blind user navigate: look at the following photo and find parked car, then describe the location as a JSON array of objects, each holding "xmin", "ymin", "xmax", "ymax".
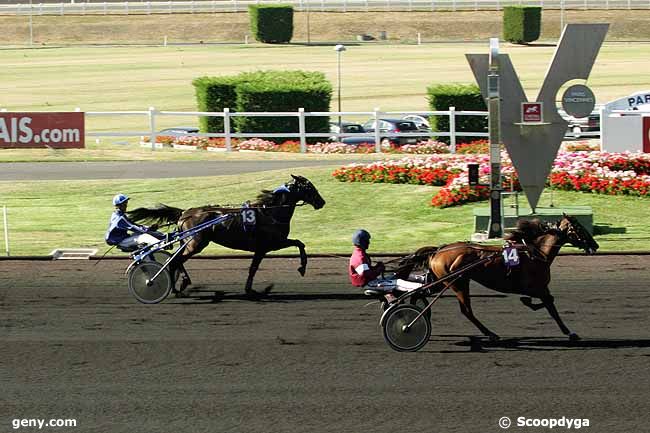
[
  {"xmin": 401, "ymin": 114, "xmax": 431, "ymax": 131},
  {"xmin": 329, "ymin": 121, "xmax": 375, "ymax": 145},
  {"xmin": 559, "ymin": 110, "xmax": 600, "ymax": 138},
  {"xmin": 362, "ymin": 118, "xmax": 429, "ymax": 145},
  {"xmin": 159, "ymin": 126, "xmax": 200, "ymax": 136}
]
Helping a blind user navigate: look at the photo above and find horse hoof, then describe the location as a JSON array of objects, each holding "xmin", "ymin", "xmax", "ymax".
[
  {"xmin": 245, "ymin": 289, "xmax": 265, "ymax": 300},
  {"xmin": 298, "ymin": 266, "xmax": 306, "ymax": 276},
  {"xmin": 569, "ymin": 332, "xmax": 581, "ymax": 341},
  {"xmin": 263, "ymin": 284, "xmax": 274, "ymax": 295},
  {"xmin": 178, "ymin": 278, "xmax": 190, "ymax": 293}
]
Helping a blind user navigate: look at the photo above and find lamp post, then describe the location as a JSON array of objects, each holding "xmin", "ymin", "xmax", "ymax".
[
  {"xmin": 334, "ymin": 44, "xmax": 346, "ymax": 131},
  {"xmin": 487, "ymin": 37, "xmax": 502, "ymax": 239}
]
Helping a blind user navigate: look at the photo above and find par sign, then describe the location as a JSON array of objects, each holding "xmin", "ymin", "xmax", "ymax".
[{"xmin": 0, "ymin": 112, "xmax": 85, "ymax": 148}]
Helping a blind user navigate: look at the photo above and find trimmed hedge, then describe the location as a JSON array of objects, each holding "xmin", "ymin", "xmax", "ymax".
[
  {"xmin": 249, "ymin": 4, "xmax": 294, "ymax": 44},
  {"xmin": 192, "ymin": 76, "xmax": 241, "ymax": 133},
  {"xmin": 503, "ymin": 6, "xmax": 542, "ymax": 44},
  {"xmin": 426, "ymin": 83, "xmax": 487, "ymax": 144},
  {"xmin": 193, "ymin": 70, "xmax": 332, "ymax": 142},
  {"xmin": 235, "ymin": 71, "xmax": 331, "ymax": 143}
]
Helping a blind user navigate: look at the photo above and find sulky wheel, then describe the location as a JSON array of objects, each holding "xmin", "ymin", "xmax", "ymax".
[
  {"xmin": 382, "ymin": 304, "xmax": 431, "ymax": 352},
  {"xmin": 150, "ymin": 250, "xmax": 180, "ymax": 285},
  {"xmin": 128, "ymin": 261, "xmax": 173, "ymax": 304},
  {"xmin": 409, "ymin": 293, "xmax": 431, "ymax": 321}
]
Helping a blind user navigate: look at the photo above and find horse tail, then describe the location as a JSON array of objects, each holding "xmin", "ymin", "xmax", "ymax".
[
  {"xmin": 127, "ymin": 204, "xmax": 184, "ymax": 225},
  {"xmin": 392, "ymin": 245, "xmax": 439, "ymax": 278}
]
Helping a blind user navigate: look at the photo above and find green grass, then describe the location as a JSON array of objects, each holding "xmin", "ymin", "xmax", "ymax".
[
  {"xmin": 0, "ymin": 167, "xmax": 648, "ymax": 256},
  {"xmin": 2, "ymin": 42, "xmax": 650, "ymax": 144}
]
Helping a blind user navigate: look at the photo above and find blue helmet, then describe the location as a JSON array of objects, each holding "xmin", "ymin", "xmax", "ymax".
[
  {"xmin": 352, "ymin": 229, "xmax": 371, "ymax": 249},
  {"xmin": 112, "ymin": 193, "xmax": 129, "ymax": 206}
]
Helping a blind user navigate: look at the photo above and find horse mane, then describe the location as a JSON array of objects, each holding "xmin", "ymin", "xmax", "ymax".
[
  {"xmin": 127, "ymin": 204, "xmax": 184, "ymax": 225},
  {"xmin": 504, "ymin": 219, "xmax": 551, "ymax": 243},
  {"xmin": 254, "ymin": 190, "xmax": 276, "ymax": 207}
]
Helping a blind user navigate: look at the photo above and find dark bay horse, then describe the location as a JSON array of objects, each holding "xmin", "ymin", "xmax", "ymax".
[
  {"xmin": 128, "ymin": 175, "xmax": 326, "ymax": 296},
  {"xmin": 403, "ymin": 215, "xmax": 599, "ymax": 341}
]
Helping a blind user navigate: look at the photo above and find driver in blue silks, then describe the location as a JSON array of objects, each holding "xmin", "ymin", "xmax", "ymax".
[{"xmin": 105, "ymin": 193, "xmax": 162, "ymax": 250}]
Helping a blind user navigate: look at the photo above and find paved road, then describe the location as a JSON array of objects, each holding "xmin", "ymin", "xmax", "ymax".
[
  {"xmin": 0, "ymin": 160, "xmax": 351, "ymax": 180},
  {"xmin": 1, "ymin": 255, "xmax": 649, "ymax": 433}
]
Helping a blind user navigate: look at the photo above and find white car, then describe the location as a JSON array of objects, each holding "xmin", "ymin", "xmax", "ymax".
[
  {"xmin": 558, "ymin": 110, "xmax": 600, "ymax": 138},
  {"xmin": 401, "ymin": 114, "xmax": 431, "ymax": 130}
]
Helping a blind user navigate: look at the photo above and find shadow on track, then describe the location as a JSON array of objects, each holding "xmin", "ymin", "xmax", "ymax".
[
  {"xmin": 170, "ymin": 290, "xmax": 508, "ymax": 305},
  {"xmin": 430, "ymin": 336, "xmax": 650, "ymax": 353}
]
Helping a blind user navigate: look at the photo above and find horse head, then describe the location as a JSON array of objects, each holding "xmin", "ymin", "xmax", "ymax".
[
  {"xmin": 288, "ymin": 175, "xmax": 326, "ymax": 210},
  {"xmin": 558, "ymin": 214, "xmax": 599, "ymax": 255}
]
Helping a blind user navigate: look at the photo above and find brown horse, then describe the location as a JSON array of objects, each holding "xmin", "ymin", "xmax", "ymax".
[
  {"xmin": 128, "ymin": 175, "xmax": 326, "ymax": 296},
  {"xmin": 405, "ymin": 215, "xmax": 599, "ymax": 341}
]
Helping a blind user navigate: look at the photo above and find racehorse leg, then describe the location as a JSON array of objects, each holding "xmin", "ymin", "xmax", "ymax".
[
  {"xmin": 540, "ymin": 294, "xmax": 580, "ymax": 341},
  {"xmin": 520, "ymin": 297, "xmax": 546, "ymax": 311},
  {"xmin": 171, "ymin": 236, "xmax": 208, "ymax": 296},
  {"xmin": 453, "ymin": 280, "xmax": 500, "ymax": 341},
  {"xmin": 278, "ymin": 238, "xmax": 307, "ymax": 276},
  {"xmin": 245, "ymin": 251, "xmax": 273, "ymax": 297}
]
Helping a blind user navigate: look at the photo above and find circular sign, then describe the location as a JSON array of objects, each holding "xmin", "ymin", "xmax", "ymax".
[{"xmin": 561, "ymin": 85, "xmax": 596, "ymax": 118}]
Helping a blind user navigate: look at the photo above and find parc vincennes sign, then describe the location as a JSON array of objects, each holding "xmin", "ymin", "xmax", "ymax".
[
  {"xmin": 467, "ymin": 24, "xmax": 608, "ymax": 210},
  {"xmin": 0, "ymin": 112, "xmax": 85, "ymax": 149}
]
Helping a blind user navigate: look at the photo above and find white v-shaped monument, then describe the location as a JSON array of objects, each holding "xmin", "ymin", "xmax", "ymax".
[{"xmin": 467, "ymin": 24, "xmax": 609, "ymax": 211}]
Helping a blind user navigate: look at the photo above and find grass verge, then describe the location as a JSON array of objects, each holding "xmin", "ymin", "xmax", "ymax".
[{"xmin": 0, "ymin": 166, "xmax": 648, "ymax": 256}]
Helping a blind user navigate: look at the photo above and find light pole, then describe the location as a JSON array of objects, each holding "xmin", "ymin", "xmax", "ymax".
[{"xmin": 334, "ymin": 44, "xmax": 346, "ymax": 131}]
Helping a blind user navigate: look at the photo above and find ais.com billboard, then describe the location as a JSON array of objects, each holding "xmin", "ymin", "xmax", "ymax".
[{"xmin": 0, "ymin": 112, "xmax": 84, "ymax": 148}]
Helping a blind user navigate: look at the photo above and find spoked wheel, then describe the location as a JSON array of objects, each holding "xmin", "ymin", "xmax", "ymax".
[
  {"xmin": 382, "ymin": 304, "xmax": 431, "ymax": 352},
  {"xmin": 410, "ymin": 293, "xmax": 431, "ymax": 321},
  {"xmin": 381, "ymin": 294, "xmax": 431, "ymax": 321},
  {"xmin": 128, "ymin": 261, "xmax": 173, "ymax": 304},
  {"xmin": 150, "ymin": 250, "xmax": 180, "ymax": 285}
]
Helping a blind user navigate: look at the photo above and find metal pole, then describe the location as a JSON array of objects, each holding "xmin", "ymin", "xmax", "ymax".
[
  {"xmin": 224, "ymin": 107, "xmax": 231, "ymax": 152},
  {"xmin": 487, "ymin": 37, "xmax": 503, "ymax": 238},
  {"xmin": 337, "ymin": 50, "xmax": 342, "ymax": 129},
  {"xmin": 148, "ymin": 106, "xmax": 156, "ymax": 151},
  {"xmin": 3, "ymin": 206, "xmax": 9, "ymax": 257}
]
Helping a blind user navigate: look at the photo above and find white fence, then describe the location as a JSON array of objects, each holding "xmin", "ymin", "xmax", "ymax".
[
  {"xmin": 83, "ymin": 107, "xmax": 488, "ymax": 153},
  {"xmin": 1, "ymin": 0, "xmax": 646, "ymax": 16}
]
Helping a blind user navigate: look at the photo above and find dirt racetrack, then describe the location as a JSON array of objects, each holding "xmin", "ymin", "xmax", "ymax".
[{"xmin": 1, "ymin": 255, "xmax": 649, "ymax": 433}]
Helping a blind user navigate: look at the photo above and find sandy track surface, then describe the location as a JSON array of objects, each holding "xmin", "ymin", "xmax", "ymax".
[{"xmin": 1, "ymin": 256, "xmax": 649, "ymax": 433}]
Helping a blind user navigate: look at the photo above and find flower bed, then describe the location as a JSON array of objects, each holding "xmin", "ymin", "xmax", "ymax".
[
  {"xmin": 333, "ymin": 151, "xmax": 650, "ymax": 208},
  {"xmin": 143, "ymin": 135, "xmax": 457, "ymax": 154},
  {"xmin": 563, "ymin": 141, "xmax": 600, "ymax": 152}
]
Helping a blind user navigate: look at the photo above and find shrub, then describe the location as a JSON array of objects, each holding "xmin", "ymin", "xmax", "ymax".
[
  {"xmin": 427, "ymin": 83, "xmax": 487, "ymax": 144},
  {"xmin": 249, "ymin": 4, "xmax": 294, "ymax": 44},
  {"xmin": 192, "ymin": 76, "xmax": 241, "ymax": 133},
  {"xmin": 503, "ymin": 6, "xmax": 542, "ymax": 44},
  {"xmin": 234, "ymin": 70, "xmax": 331, "ymax": 143}
]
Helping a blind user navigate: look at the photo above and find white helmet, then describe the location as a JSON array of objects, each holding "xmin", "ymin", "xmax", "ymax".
[{"xmin": 112, "ymin": 193, "xmax": 129, "ymax": 206}]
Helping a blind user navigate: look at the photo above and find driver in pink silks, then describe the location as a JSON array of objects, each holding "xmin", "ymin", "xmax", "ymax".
[{"xmin": 349, "ymin": 229, "xmax": 421, "ymax": 298}]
